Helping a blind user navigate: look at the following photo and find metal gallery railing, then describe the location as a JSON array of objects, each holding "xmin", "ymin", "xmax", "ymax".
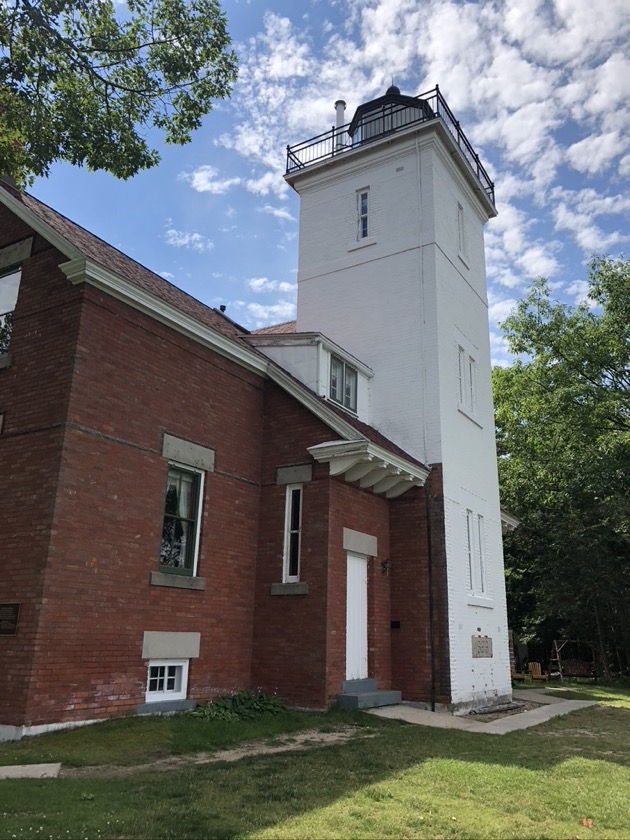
[{"xmin": 286, "ymin": 86, "xmax": 495, "ymax": 206}]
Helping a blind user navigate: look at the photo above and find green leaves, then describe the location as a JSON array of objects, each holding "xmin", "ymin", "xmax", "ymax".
[
  {"xmin": 494, "ymin": 258, "xmax": 630, "ymax": 669},
  {"xmin": 190, "ymin": 691, "xmax": 288, "ymax": 721},
  {"xmin": 0, "ymin": 0, "xmax": 238, "ymax": 185}
]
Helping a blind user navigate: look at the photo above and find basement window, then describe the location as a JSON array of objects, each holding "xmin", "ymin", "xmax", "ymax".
[{"xmin": 145, "ymin": 659, "xmax": 189, "ymax": 703}]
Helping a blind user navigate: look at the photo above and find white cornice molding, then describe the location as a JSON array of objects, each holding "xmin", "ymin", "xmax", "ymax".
[
  {"xmin": 59, "ymin": 257, "xmax": 268, "ymax": 376},
  {"xmin": 308, "ymin": 439, "xmax": 429, "ymax": 498}
]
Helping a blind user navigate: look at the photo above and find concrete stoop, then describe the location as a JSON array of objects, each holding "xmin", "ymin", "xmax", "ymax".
[{"xmin": 337, "ymin": 678, "xmax": 402, "ymax": 711}]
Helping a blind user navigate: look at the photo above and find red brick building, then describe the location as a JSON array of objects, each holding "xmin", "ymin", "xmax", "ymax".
[
  {"xmin": 0, "ymin": 180, "xmax": 451, "ymax": 739},
  {"xmin": 0, "ymin": 87, "xmax": 514, "ymax": 740}
]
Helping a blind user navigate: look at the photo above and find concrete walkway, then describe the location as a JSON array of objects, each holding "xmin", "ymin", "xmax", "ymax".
[
  {"xmin": 367, "ymin": 689, "xmax": 596, "ymax": 734},
  {"xmin": 0, "ymin": 762, "xmax": 61, "ymax": 779}
]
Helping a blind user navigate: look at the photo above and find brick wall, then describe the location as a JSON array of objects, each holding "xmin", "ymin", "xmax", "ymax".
[
  {"xmin": 389, "ymin": 465, "xmax": 451, "ymax": 705},
  {"xmin": 1, "ymin": 224, "xmax": 271, "ymax": 726},
  {"xmin": 0, "ymin": 208, "xmax": 83, "ymax": 726}
]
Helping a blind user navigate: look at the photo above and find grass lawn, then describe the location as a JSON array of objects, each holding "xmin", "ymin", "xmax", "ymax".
[{"xmin": 1, "ymin": 684, "xmax": 629, "ymax": 839}]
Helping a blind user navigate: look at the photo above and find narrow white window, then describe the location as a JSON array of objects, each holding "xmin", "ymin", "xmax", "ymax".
[
  {"xmin": 283, "ymin": 484, "xmax": 302, "ymax": 582},
  {"xmin": 458, "ymin": 346, "xmax": 476, "ymax": 415},
  {"xmin": 457, "ymin": 203, "xmax": 467, "ymax": 258},
  {"xmin": 357, "ymin": 190, "xmax": 369, "ymax": 240},
  {"xmin": 477, "ymin": 514, "xmax": 486, "ymax": 594},
  {"xmin": 466, "ymin": 509, "xmax": 475, "ymax": 592},
  {"xmin": 466, "ymin": 510, "xmax": 487, "ymax": 595},
  {"xmin": 145, "ymin": 659, "xmax": 189, "ymax": 702}
]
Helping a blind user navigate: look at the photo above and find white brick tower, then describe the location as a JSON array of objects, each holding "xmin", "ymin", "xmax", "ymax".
[{"xmin": 286, "ymin": 86, "xmax": 512, "ymax": 708}]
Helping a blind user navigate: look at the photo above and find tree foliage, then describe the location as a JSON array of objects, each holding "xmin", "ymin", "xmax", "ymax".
[
  {"xmin": 0, "ymin": 0, "xmax": 238, "ymax": 185},
  {"xmin": 494, "ymin": 257, "xmax": 630, "ymax": 676}
]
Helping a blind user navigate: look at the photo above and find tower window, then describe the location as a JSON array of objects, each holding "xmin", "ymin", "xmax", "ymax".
[
  {"xmin": 458, "ymin": 346, "xmax": 477, "ymax": 415},
  {"xmin": 330, "ymin": 355, "xmax": 358, "ymax": 412},
  {"xmin": 466, "ymin": 509, "xmax": 487, "ymax": 595},
  {"xmin": 457, "ymin": 203, "xmax": 468, "ymax": 260},
  {"xmin": 357, "ymin": 190, "xmax": 369, "ymax": 239}
]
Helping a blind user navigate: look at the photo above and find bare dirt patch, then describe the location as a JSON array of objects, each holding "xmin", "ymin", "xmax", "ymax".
[
  {"xmin": 469, "ymin": 700, "xmax": 544, "ymax": 723},
  {"xmin": 60, "ymin": 726, "xmax": 374, "ymax": 778}
]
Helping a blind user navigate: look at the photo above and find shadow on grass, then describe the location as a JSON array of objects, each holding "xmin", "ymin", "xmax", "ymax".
[{"xmin": 2, "ymin": 704, "xmax": 630, "ymax": 839}]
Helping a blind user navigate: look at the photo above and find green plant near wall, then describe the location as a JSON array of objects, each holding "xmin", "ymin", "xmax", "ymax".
[{"xmin": 189, "ymin": 690, "xmax": 287, "ymax": 721}]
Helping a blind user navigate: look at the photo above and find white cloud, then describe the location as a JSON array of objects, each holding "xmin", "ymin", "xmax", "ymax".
[
  {"xmin": 248, "ymin": 277, "xmax": 296, "ymax": 294},
  {"xmin": 180, "ymin": 166, "xmax": 242, "ymax": 195},
  {"xmin": 241, "ymin": 300, "xmax": 297, "ymax": 328},
  {"xmin": 260, "ymin": 204, "xmax": 295, "ymax": 222},
  {"xmin": 164, "ymin": 228, "xmax": 214, "ymax": 253},
  {"xmin": 566, "ymin": 132, "xmax": 621, "ymax": 174},
  {"xmin": 488, "ymin": 291, "xmax": 519, "ymax": 327}
]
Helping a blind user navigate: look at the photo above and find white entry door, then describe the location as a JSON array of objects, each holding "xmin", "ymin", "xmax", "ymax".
[{"xmin": 346, "ymin": 552, "xmax": 368, "ymax": 680}]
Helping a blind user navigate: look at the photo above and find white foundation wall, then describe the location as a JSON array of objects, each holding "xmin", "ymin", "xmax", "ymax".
[{"xmin": 292, "ymin": 121, "xmax": 511, "ymax": 707}]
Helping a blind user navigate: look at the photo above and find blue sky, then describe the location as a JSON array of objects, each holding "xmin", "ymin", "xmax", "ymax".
[{"xmin": 31, "ymin": 0, "xmax": 630, "ymax": 365}]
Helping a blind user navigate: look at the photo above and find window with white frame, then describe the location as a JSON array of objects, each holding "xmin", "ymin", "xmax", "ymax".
[
  {"xmin": 145, "ymin": 659, "xmax": 189, "ymax": 702},
  {"xmin": 283, "ymin": 484, "xmax": 302, "ymax": 582},
  {"xmin": 466, "ymin": 509, "xmax": 487, "ymax": 595},
  {"xmin": 458, "ymin": 346, "xmax": 477, "ymax": 415},
  {"xmin": 330, "ymin": 355, "xmax": 358, "ymax": 412},
  {"xmin": 0, "ymin": 268, "xmax": 21, "ymax": 354},
  {"xmin": 457, "ymin": 203, "xmax": 468, "ymax": 260},
  {"xmin": 357, "ymin": 189, "xmax": 369, "ymax": 240},
  {"xmin": 159, "ymin": 464, "xmax": 203, "ymax": 575}
]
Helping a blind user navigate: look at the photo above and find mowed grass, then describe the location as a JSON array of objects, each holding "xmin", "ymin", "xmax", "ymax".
[{"xmin": 1, "ymin": 684, "xmax": 630, "ymax": 840}]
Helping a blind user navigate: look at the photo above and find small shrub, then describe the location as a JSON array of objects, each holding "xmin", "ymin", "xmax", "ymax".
[{"xmin": 190, "ymin": 690, "xmax": 287, "ymax": 721}]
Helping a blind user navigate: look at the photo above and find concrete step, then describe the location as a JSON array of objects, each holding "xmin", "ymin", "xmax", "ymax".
[
  {"xmin": 341, "ymin": 678, "xmax": 377, "ymax": 694},
  {"xmin": 337, "ymin": 689, "xmax": 402, "ymax": 710}
]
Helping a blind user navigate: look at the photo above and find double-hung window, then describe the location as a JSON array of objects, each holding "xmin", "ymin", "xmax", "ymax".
[
  {"xmin": 160, "ymin": 465, "xmax": 203, "ymax": 576},
  {"xmin": 458, "ymin": 346, "xmax": 477, "ymax": 415},
  {"xmin": 283, "ymin": 484, "xmax": 302, "ymax": 582},
  {"xmin": 466, "ymin": 509, "xmax": 486, "ymax": 595},
  {"xmin": 330, "ymin": 355, "xmax": 358, "ymax": 413},
  {"xmin": 0, "ymin": 268, "xmax": 21, "ymax": 354},
  {"xmin": 357, "ymin": 190, "xmax": 369, "ymax": 240}
]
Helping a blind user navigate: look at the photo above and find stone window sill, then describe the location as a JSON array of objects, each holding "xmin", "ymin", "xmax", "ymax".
[
  {"xmin": 150, "ymin": 570, "xmax": 206, "ymax": 590},
  {"xmin": 0, "ymin": 353, "xmax": 12, "ymax": 369},
  {"xmin": 467, "ymin": 595, "xmax": 494, "ymax": 609},
  {"xmin": 270, "ymin": 582, "xmax": 309, "ymax": 596}
]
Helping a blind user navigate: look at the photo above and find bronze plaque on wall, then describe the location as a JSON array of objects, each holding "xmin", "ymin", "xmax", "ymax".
[
  {"xmin": 0, "ymin": 603, "xmax": 20, "ymax": 636},
  {"xmin": 471, "ymin": 635, "xmax": 493, "ymax": 658}
]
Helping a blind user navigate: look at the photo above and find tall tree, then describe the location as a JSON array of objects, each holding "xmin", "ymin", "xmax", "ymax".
[
  {"xmin": 0, "ymin": 0, "xmax": 238, "ymax": 185},
  {"xmin": 494, "ymin": 256, "xmax": 630, "ymax": 675}
]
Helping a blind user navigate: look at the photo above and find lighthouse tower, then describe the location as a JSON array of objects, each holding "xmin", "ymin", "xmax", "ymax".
[{"xmin": 286, "ymin": 86, "xmax": 511, "ymax": 708}]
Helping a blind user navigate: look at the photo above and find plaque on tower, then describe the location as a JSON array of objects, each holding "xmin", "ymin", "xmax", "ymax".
[{"xmin": 472, "ymin": 635, "xmax": 493, "ymax": 658}]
